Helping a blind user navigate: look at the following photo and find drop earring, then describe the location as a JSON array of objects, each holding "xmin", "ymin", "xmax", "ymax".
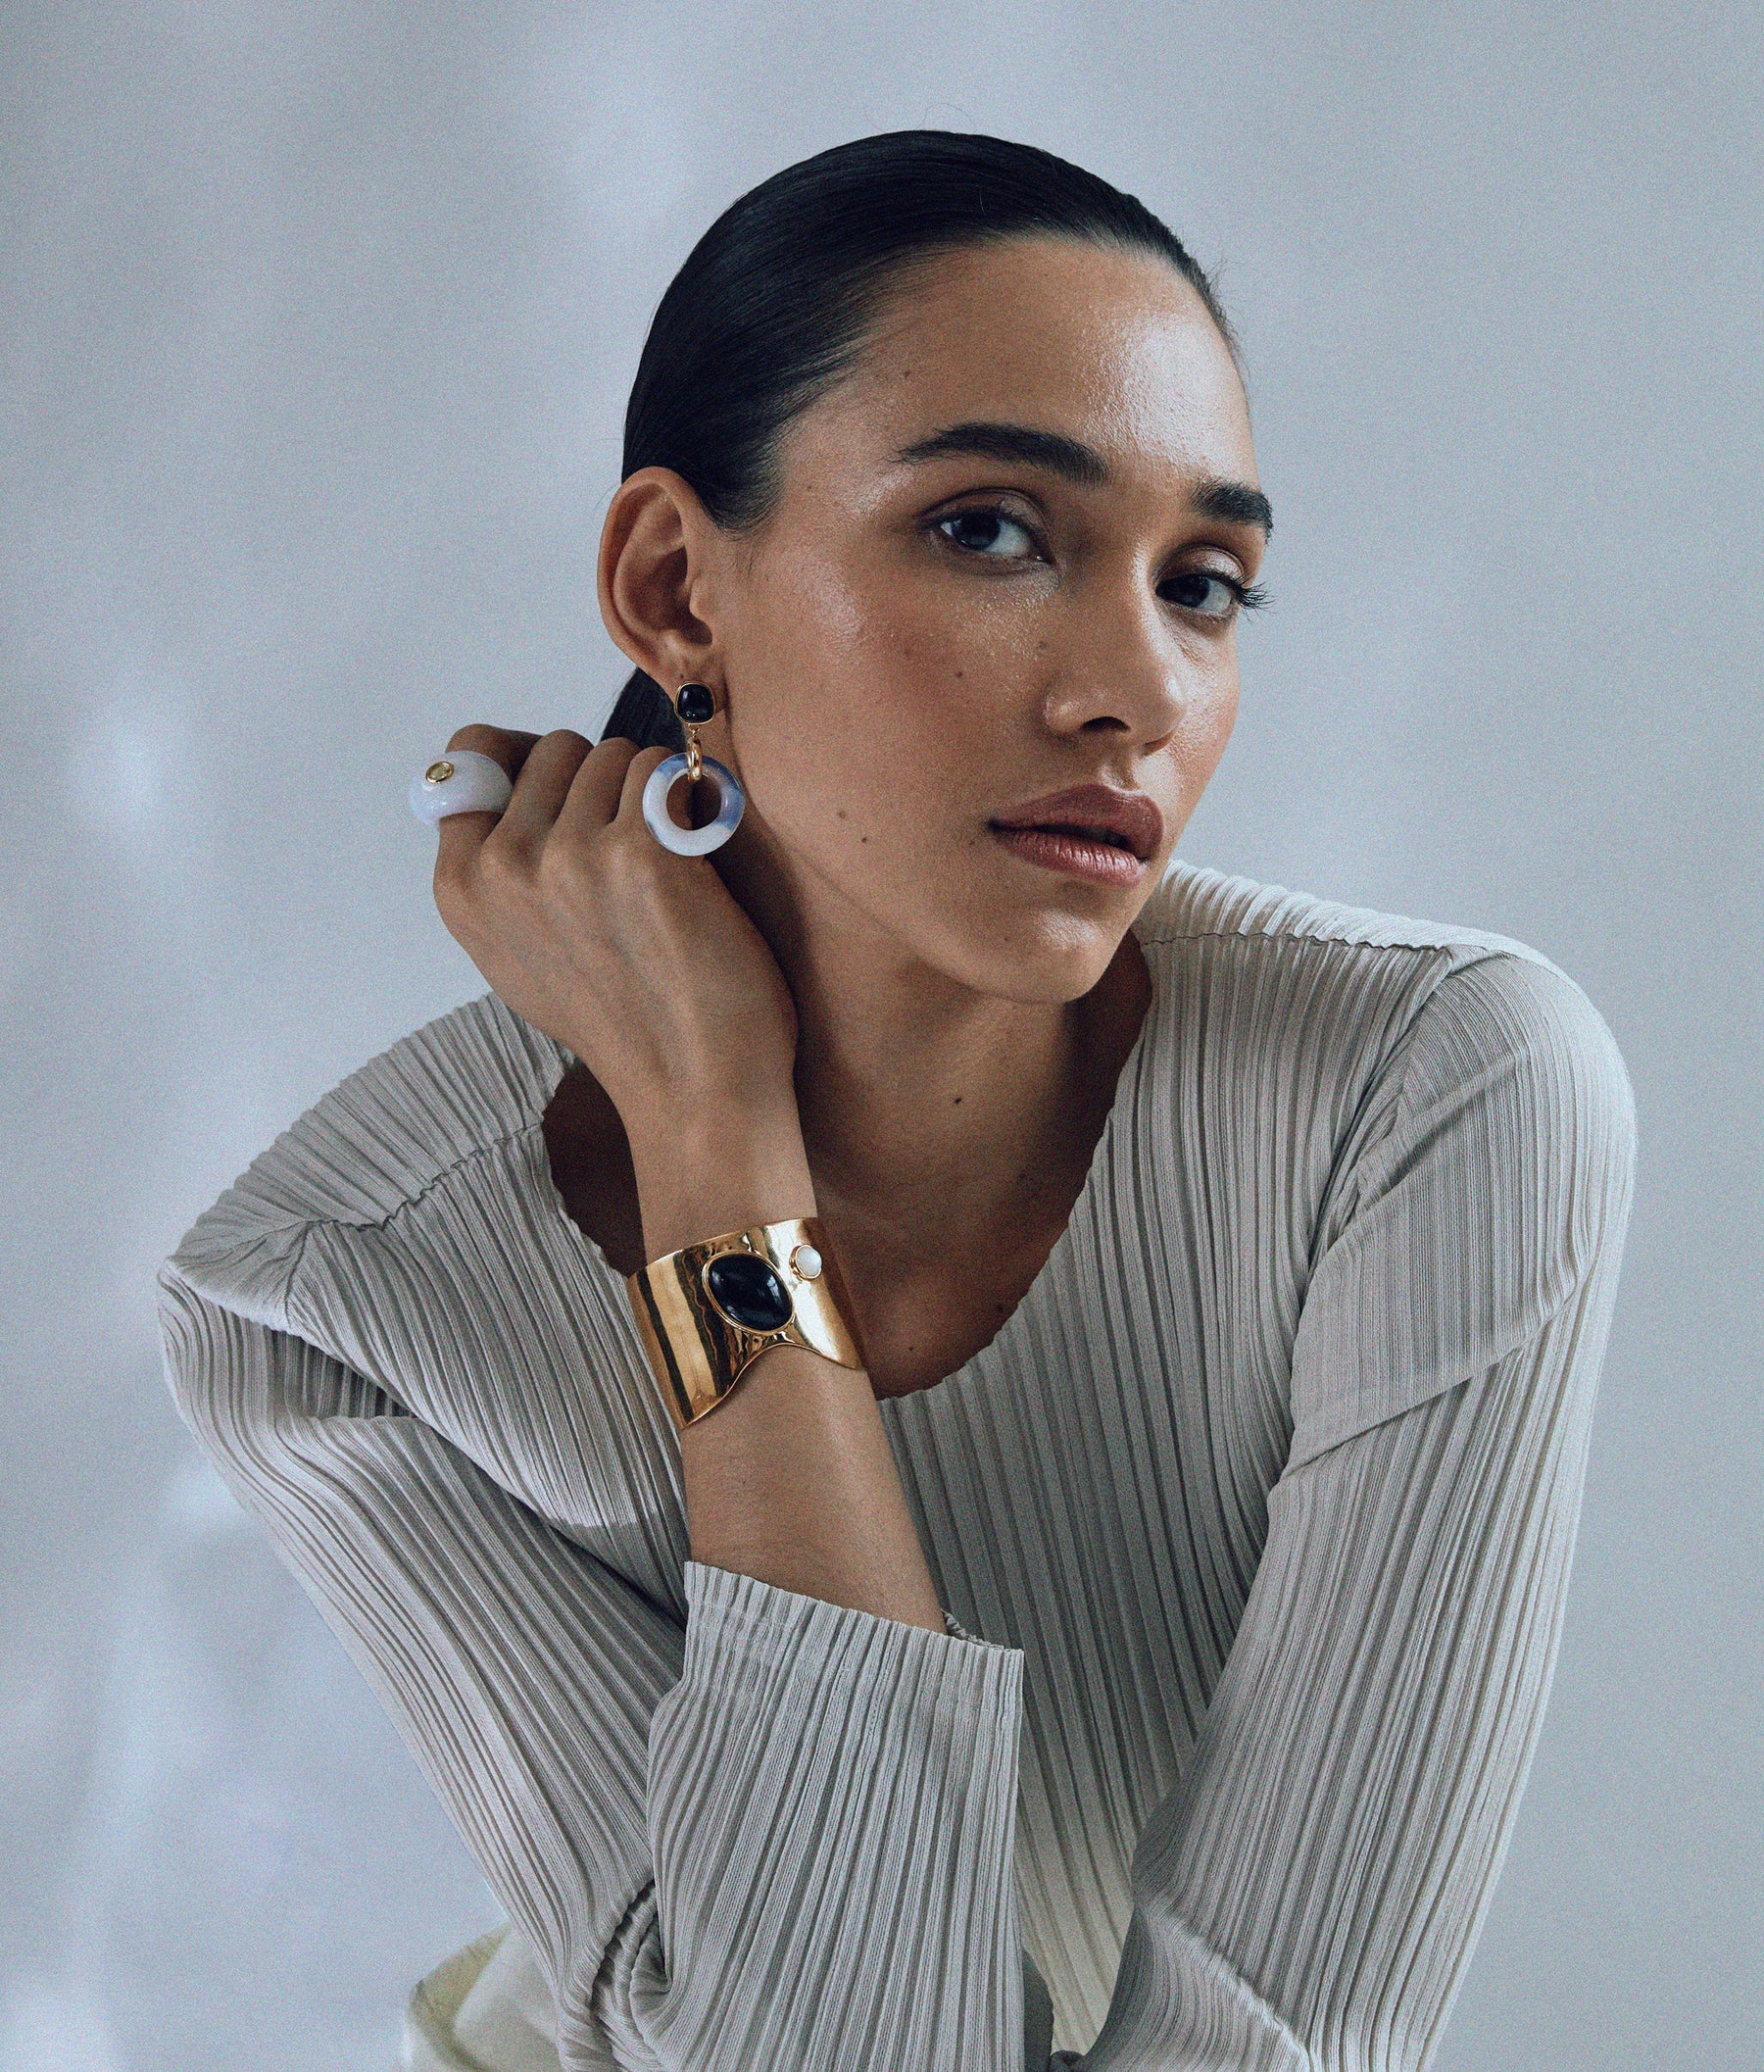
[{"xmin": 640, "ymin": 681, "xmax": 746, "ymax": 856}]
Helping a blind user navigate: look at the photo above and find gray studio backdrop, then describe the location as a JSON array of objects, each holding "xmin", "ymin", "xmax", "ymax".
[{"xmin": 3, "ymin": 4, "xmax": 1758, "ymax": 2068}]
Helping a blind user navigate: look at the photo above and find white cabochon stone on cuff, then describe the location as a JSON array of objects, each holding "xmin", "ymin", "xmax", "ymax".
[{"xmin": 409, "ymin": 750, "xmax": 514, "ymax": 824}]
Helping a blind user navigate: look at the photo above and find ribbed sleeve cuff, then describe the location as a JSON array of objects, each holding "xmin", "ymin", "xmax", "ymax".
[{"xmin": 635, "ymin": 1559, "xmax": 1028, "ymax": 2071}]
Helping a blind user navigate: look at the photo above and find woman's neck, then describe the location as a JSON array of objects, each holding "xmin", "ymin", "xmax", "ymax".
[{"xmin": 719, "ymin": 843, "xmax": 1152, "ymax": 1283}]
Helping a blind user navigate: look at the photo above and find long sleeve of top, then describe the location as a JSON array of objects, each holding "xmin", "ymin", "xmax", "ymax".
[{"xmin": 155, "ymin": 863, "xmax": 1639, "ymax": 2071}]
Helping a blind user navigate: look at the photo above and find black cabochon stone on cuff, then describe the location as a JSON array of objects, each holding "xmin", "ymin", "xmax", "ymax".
[{"xmin": 704, "ymin": 1252, "xmax": 794, "ymax": 1333}]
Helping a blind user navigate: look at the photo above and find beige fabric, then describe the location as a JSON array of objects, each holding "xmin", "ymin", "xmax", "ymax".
[
  {"xmin": 400, "ymin": 1925, "xmax": 562, "ymax": 2072},
  {"xmin": 157, "ymin": 861, "xmax": 1638, "ymax": 2070}
]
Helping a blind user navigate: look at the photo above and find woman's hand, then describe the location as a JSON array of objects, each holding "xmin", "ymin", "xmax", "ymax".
[{"xmin": 428, "ymin": 724, "xmax": 814, "ymax": 1255}]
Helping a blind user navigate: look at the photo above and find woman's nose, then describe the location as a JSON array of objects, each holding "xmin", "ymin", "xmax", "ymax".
[{"xmin": 1038, "ymin": 590, "xmax": 1190, "ymax": 745}]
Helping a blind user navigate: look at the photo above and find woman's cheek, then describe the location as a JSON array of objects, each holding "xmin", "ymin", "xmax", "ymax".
[
  {"xmin": 1158, "ymin": 676, "xmax": 1238, "ymax": 830},
  {"xmin": 1186, "ymin": 670, "xmax": 1239, "ymax": 766}
]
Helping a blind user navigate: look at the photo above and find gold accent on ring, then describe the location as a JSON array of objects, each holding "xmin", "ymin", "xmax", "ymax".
[
  {"xmin": 423, "ymin": 759, "xmax": 456, "ymax": 785},
  {"xmin": 685, "ymin": 731, "xmax": 704, "ymax": 783}
]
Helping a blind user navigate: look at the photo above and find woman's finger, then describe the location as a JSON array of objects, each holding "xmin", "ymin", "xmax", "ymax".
[
  {"xmin": 558, "ymin": 736, "xmax": 650, "ymax": 832},
  {"xmin": 443, "ymin": 723, "xmax": 540, "ymax": 769},
  {"xmin": 490, "ymin": 730, "xmax": 594, "ymax": 859},
  {"xmin": 432, "ymin": 726, "xmax": 541, "ymax": 900}
]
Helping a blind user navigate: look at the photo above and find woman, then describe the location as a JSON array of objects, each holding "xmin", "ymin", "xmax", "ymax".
[{"xmin": 158, "ymin": 132, "xmax": 1638, "ymax": 2071}]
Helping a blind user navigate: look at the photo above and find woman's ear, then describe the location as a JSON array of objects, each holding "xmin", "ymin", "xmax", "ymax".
[{"xmin": 598, "ymin": 468, "xmax": 722, "ymax": 691}]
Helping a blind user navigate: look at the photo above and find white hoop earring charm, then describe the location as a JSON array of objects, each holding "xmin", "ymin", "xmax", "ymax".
[
  {"xmin": 642, "ymin": 752, "xmax": 745, "ymax": 856},
  {"xmin": 408, "ymin": 749, "xmax": 514, "ymax": 824}
]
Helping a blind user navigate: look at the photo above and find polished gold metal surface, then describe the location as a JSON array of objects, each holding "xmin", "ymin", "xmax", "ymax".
[
  {"xmin": 423, "ymin": 759, "xmax": 455, "ymax": 785},
  {"xmin": 627, "ymin": 1215, "xmax": 865, "ymax": 1429},
  {"xmin": 685, "ymin": 732, "xmax": 704, "ymax": 783}
]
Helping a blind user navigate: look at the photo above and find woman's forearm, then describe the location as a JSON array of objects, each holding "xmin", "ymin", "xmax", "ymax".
[{"xmin": 634, "ymin": 1111, "xmax": 948, "ymax": 1634}]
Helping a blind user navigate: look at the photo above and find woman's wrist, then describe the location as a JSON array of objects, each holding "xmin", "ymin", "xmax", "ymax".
[{"xmin": 628, "ymin": 1100, "xmax": 816, "ymax": 1262}]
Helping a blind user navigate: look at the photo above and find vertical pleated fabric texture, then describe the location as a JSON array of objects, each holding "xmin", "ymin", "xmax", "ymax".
[{"xmin": 156, "ymin": 861, "xmax": 1638, "ymax": 2072}]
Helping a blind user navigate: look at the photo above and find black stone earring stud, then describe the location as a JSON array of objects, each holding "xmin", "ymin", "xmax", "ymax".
[{"xmin": 675, "ymin": 682, "xmax": 715, "ymax": 725}]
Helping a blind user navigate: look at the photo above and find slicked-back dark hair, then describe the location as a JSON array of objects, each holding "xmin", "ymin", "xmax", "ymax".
[{"xmin": 601, "ymin": 130, "xmax": 1237, "ymax": 750}]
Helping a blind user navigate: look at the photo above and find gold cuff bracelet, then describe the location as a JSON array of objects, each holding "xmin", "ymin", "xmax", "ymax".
[{"xmin": 626, "ymin": 1215, "xmax": 866, "ymax": 1429}]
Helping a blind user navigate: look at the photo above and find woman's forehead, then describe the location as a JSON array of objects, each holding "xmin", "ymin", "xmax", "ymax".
[{"xmin": 804, "ymin": 237, "xmax": 1255, "ymax": 486}]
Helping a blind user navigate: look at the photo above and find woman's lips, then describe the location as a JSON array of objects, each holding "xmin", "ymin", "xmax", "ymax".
[{"xmin": 989, "ymin": 823, "xmax": 1149, "ymax": 886}]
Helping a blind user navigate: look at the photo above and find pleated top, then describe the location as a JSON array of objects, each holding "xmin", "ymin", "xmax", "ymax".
[{"xmin": 156, "ymin": 859, "xmax": 1639, "ymax": 2071}]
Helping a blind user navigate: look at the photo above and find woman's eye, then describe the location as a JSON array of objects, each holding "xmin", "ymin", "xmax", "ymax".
[
  {"xmin": 1159, "ymin": 568, "xmax": 1247, "ymax": 620},
  {"xmin": 934, "ymin": 508, "xmax": 1041, "ymax": 560}
]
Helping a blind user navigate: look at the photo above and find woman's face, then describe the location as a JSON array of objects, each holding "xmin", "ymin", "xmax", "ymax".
[{"xmin": 682, "ymin": 234, "xmax": 1266, "ymax": 1005}]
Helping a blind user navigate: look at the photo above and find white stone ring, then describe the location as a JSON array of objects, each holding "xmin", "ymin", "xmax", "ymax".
[{"xmin": 408, "ymin": 750, "xmax": 514, "ymax": 824}]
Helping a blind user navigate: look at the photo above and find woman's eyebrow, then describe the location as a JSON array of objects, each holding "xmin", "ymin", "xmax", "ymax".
[
  {"xmin": 891, "ymin": 419, "xmax": 1272, "ymax": 536},
  {"xmin": 1191, "ymin": 475, "xmax": 1274, "ymax": 538},
  {"xmin": 894, "ymin": 420, "xmax": 1110, "ymax": 484}
]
